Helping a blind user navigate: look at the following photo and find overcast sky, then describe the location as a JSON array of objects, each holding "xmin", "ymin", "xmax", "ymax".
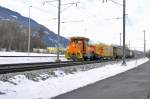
[{"xmin": 0, "ymin": 0, "xmax": 150, "ymax": 51}]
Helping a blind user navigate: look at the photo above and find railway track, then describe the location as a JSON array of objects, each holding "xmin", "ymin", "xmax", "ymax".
[
  {"xmin": 0, "ymin": 57, "xmax": 139, "ymax": 74},
  {"xmin": 0, "ymin": 60, "xmax": 109, "ymax": 74},
  {"xmin": 0, "ymin": 56, "xmax": 64, "ymax": 57}
]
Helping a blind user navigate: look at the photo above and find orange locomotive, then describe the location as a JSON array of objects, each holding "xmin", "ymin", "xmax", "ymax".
[
  {"xmin": 65, "ymin": 37, "xmax": 96, "ymax": 61},
  {"xmin": 65, "ymin": 36, "xmax": 134, "ymax": 61}
]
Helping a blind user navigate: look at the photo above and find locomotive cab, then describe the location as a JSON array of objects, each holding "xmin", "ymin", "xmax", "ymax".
[{"xmin": 65, "ymin": 37, "xmax": 89, "ymax": 61}]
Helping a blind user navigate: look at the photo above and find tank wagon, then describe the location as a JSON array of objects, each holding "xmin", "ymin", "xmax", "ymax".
[{"xmin": 65, "ymin": 37, "xmax": 134, "ymax": 61}]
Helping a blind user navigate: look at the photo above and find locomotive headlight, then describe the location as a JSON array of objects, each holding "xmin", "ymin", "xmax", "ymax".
[
  {"xmin": 72, "ymin": 44, "xmax": 75, "ymax": 47},
  {"xmin": 66, "ymin": 46, "xmax": 69, "ymax": 50}
]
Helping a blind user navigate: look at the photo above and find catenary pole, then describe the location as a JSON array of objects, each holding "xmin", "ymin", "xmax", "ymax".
[
  {"xmin": 56, "ymin": 0, "xmax": 61, "ymax": 62},
  {"xmin": 120, "ymin": 33, "xmax": 121, "ymax": 46},
  {"xmin": 144, "ymin": 30, "xmax": 146, "ymax": 57},
  {"xmin": 43, "ymin": 0, "xmax": 79, "ymax": 62},
  {"xmin": 122, "ymin": 0, "xmax": 126, "ymax": 65},
  {"xmin": 28, "ymin": 6, "xmax": 32, "ymax": 56}
]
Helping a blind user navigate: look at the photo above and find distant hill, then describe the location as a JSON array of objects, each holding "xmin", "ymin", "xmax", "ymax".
[{"xmin": 0, "ymin": 6, "xmax": 69, "ymax": 48}]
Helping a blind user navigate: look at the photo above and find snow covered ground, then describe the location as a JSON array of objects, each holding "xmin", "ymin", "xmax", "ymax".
[
  {"xmin": 0, "ymin": 52, "xmax": 63, "ymax": 56},
  {"xmin": 0, "ymin": 58, "xmax": 149, "ymax": 99},
  {"xmin": 0, "ymin": 52, "xmax": 67, "ymax": 64}
]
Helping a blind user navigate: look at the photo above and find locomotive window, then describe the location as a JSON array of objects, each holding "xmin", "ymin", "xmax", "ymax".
[
  {"xmin": 78, "ymin": 40, "xmax": 82, "ymax": 44},
  {"xmin": 88, "ymin": 40, "xmax": 94, "ymax": 45},
  {"xmin": 71, "ymin": 39, "xmax": 77, "ymax": 44},
  {"xmin": 85, "ymin": 41, "xmax": 88, "ymax": 46}
]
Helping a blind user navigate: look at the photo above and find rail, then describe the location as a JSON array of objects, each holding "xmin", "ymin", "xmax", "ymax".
[
  {"xmin": 0, "ymin": 57, "xmax": 139, "ymax": 74},
  {"xmin": 0, "ymin": 60, "xmax": 109, "ymax": 74},
  {"xmin": 0, "ymin": 56, "xmax": 64, "ymax": 57}
]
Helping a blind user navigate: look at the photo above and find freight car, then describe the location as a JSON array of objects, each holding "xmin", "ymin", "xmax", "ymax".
[
  {"xmin": 146, "ymin": 50, "xmax": 150, "ymax": 58},
  {"xmin": 111, "ymin": 45, "xmax": 122, "ymax": 59},
  {"xmin": 112, "ymin": 45, "xmax": 134, "ymax": 59},
  {"xmin": 65, "ymin": 36, "xmax": 134, "ymax": 61},
  {"xmin": 94, "ymin": 43, "xmax": 114, "ymax": 59}
]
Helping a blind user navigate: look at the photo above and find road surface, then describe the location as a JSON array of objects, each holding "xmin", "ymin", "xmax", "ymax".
[{"xmin": 53, "ymin": 60, "xmax": 150, "ymax": 99}]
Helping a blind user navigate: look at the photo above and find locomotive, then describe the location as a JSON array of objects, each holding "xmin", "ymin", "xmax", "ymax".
[{"xmin": 65, "ymin": 36, "xmax": 134, "ymax": 61}]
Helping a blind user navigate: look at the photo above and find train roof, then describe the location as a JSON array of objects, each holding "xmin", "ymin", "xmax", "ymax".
[
  {"xmin": 70, "ymin": 36, "xmax": 89, "ymax": 41},
  {"xmin": 112, "ymin": 45, "xmax": 130, "ymax": 50},
  {"xmin": 111, "ymin": 45, "xmax": 122, "ymax": 48}
]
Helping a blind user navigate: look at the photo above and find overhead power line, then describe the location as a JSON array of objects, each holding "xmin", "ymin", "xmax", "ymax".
[
  {"xmin": 61, "ymin": 2, "xmax": 80, "ymax": 13},
  {"xmin": 102, "ymin": 0, "xmax": 122, "ymax": 6},
  {"xmin": 109, "ymin": 0, "xmax": 122, "ymax": 6},
  {"xmin": 62, "ymin": 2, "xmax": 80, "ymax": 6},
  {"xmin": 43, "ymin": 1, "xmax": 80, "ymax": 12},
  {"xmin": 43, "ymin": 0, "xmax": 57, "ymax": 5},
  {"xmin": 61, "ymin": 20, "xmax": 84, "ymax": 23}
]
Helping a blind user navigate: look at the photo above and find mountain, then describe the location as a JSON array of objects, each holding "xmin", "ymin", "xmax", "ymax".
[{"xmin": 0, "ymin": 6, "xmax": 69, "ymax": 47}]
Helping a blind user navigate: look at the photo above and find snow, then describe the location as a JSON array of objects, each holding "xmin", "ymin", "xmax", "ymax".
[
  {"xmin": 0, "ymin": 52, "xmax": 67, "ymax": 64},
  {"xmin": 0, "ymin": 58, "xmax": 149, "ymax": 99},
  {"xmin": 0, "ymin": 52, "xmax": 63, "ymax": 56},
  {"xmin": 10, "ymin": 15, "xmax": 18, "ymax": 19}
]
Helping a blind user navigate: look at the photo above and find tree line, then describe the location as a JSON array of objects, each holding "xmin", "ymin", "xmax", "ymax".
[{"xmin": 0, "ymin": 20, "xmax": 46, "ymax": 52}]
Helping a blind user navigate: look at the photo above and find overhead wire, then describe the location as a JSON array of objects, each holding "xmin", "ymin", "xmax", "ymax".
[
  {"xmin": 108, "ymin": 0, "xmax": 123, "ymax": 6},
  {"xmin": 61, "ymin": 2, "xmax": 80, "ymax": 13}
]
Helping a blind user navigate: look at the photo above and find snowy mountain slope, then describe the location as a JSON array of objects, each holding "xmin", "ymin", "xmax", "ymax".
[{"xmin": 0, "ymin": 6, "xmax": 69, "ymax": 47}]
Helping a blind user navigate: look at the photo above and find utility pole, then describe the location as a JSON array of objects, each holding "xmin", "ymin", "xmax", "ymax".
[
  {"xmin": 122, "ymin": 0, "xmax": 126, "ymax": 66},
  {"xmin": 128, "ymin": 41, "xmax": 130, "ymax": 49},
  {"xmin": 28, "ymin": 6, "xmax": 32, "ymax": 56},
  {"xmin": 56, "ymin": 0, "xmax": 61, "ymax": 62},
  {"xmin": 144, "ymin": 30, "xmax": 146, "ymax": 57},
  {"xmin": 120, "ymin": 33, "xmax": 121, "ymax": 46},
  {"xmin": 43, "ymin": 0, "xmax": 79, "ymax": 62},
  {"xmin": 102, "ymin": 0, "xmax": 126, "ymax": 65}
]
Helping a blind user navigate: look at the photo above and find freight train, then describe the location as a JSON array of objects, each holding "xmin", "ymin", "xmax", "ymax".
[
  {"xmin": 146, "ymin": 50, "xmax": 150, "ymax": 58},
  {"xmin": 65, "ymin": 37, "xmax": 134, "ymax": 61}
]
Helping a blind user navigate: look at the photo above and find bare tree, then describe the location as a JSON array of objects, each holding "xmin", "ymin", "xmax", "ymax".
[{"xmin": 0, "ymin": 20, "xmax": 46, "ymax": 52}]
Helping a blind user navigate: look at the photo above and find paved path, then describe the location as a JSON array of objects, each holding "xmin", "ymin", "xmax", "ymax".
[{"xmin": 53, "ymin": 60, "xmax": 150, "ymax": 99}]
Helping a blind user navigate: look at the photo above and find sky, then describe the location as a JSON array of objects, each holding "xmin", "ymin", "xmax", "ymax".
[{"xmin": 0, "ymin": 0, "xmax": 150, "ymax": 51}]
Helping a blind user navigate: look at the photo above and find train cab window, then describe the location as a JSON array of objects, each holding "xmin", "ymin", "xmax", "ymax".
[
  {"xmin": 88, "ymin": 40, "xmax": 94, "ymax": 46},
  {"xmin": 78, "ymin": 40, "xmax": 82, "ymax": 44},
  {"xmin": 71, "ymin": 39, "xmax": 77, "ymax": 44},
  {"xmin": 84, "ymin": 41, "xmax": 88, "ymax": 46}
]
